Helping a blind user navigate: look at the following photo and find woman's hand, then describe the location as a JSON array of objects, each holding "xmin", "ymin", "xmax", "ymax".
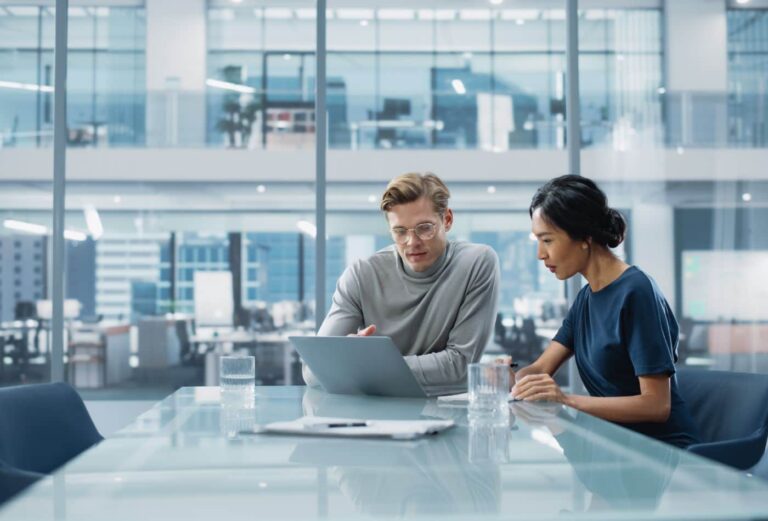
[{"xmin": 511, "ymin": 374, "xmax": 568, "ymax": 404}]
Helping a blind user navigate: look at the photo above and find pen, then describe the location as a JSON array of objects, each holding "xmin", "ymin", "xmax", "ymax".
[{"xmin": 306, "ymin": 421, "xmax": 369, "ymax": 429}]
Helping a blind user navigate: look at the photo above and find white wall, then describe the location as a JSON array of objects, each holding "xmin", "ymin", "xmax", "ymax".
[
  {"xmin": 631, "ymin": 202, "xmax": 675, "ymax": 310},
  {"xmin": 145, "ymin": 0, "xmax": 207, "ymax": 147},
  {"xmin": 3, "ymin": 148, "xmax": 768, "ymax": 184},
  {"xmin": 664, "ymin": 0, "xmax": 728, "ymax": 93}
]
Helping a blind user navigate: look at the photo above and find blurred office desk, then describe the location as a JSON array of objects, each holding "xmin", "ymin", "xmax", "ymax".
[
  {"xmin": 192, "ymin": 330, "xmax": 312, "ymax": 386},
  {"xmin": 2, "ymin": 386, "xmax": 768, "ymax": 521}
]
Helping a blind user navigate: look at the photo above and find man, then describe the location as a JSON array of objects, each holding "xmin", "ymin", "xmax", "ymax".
[{"xmin": 304, "ymin": 172, "xmax": 500, "ymax": 396}]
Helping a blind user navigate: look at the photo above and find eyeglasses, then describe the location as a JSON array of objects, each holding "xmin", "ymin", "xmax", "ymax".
[{"xmin": 390, "ymin": 222, "xmax": 439, "ymax": 245}]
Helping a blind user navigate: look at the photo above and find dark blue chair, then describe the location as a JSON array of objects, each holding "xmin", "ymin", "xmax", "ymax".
[
  {"xmin": 0, "ymin": 382, "xmax": 103, "ymax": 475},
  {"xmin": 676, "ymin": 368, "xmax": 768, "ymax": 470},
  {"xmin": 0, "ymin": 460, "xmax": 42, "ymax": 505}
]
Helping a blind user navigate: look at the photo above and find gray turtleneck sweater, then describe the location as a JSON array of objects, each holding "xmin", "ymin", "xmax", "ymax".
[{"xmin": 304, "ymin": 241, "xmax": 500, "ymax": 396}]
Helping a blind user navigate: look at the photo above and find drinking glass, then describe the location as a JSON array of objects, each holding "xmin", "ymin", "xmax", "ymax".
[
  {"xmin": 468, "ymin": 363, "xmax": 510, "ymax": 416},
  {"xmin": 220, "ymin": 355, "xmax": 255, "ymax": 408}
]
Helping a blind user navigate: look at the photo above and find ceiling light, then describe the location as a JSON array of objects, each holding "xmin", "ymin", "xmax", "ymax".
[
  {"xmin": 3, "ymin": 219, "xmax": 47, "ymax": 235},
  {"xmin": 64, "ymin": 230, "xmax": 87, "ymax": 242},
  {"xmin": 6, "ymin": 6, "xmax": 38, "ymax": 16},
  {"xmin": 257, "ymin": 185, "xmax": 266, "ymax": 193},
  {"xmin": 460, "ymin": 9, "xmax": 492, "ymax": 21},
  {"xmin": 490, "ymin": 0, "xmax": 504, "ymax": 5},
  {"xmin": 451, "ymin": 79, "xmax": 467, "ymax": 95},
  {"xmin": 0, "ymin": 80, "xmax": 53, "ymax": 93},
  {"xmin": 432, "ymin": 10, "xmax": 457, "ymax": 21},
  {"xmin": 84, "ymin": 205, "xmax": 104, "ymax": 240},
  {"xmin": 113, "ymin": 195, "xmax": 122, "ymax": 203},
  {"xmin": 264, "ymin": 8, "xmax": 292, "ymax": 20},
  {"xmin": 336, "ymin": 9, "xmax": 374, "ymax": 20},
  {"xmin": 295, "ymin": 8, "xmax": 315, "ymax": 19},
  {"xmin": 283, "ymin": 53, "xmax": 292, "ymax": 61},
  {"xmin": 742, "ymin": 192, "xmax": 752, "ymax": 202},
  {"xmin": 296, "ymin": 220, "xmax": 317, "ymax": 239},
  {"xmin": 735, "ymin": 0, "xmax": 751, "ymax": 5},
  {"xmin": 205, "ymin": 78, "xmax": 256, "ymax": 94},
  {"xmin": 378, "ymin": 9, "xmax": 414, "ymax": 20},
  {"xmin": 359, "ymin": 19, "xmax": 368, "ymax": 26},
  {"xmin": 657, "ymin": 87, "xmax": 666, "ymax": 95},
  {"xmin": 367, "ymin": 195, "xmax": 377, "ymax": 203},
  {"xmin": 543, "ymin": 10, "xmax": 566, "ymax": 21},
  {"xmin": 516, "ymin": 19, "xmax": 525, "ymax": 25},
  {"xmin": 487, "ymin": 186, "xmax": 497, "ymax": 194},
  {"xmin": 501, "ymin": 9, "xmax": 539, "ymax": 21}
]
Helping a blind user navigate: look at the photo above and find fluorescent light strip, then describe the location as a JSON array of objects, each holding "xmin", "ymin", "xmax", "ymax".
[
  {"xmin": 4, "ymin": 219, "xmax": 89, "ymax": 241},
  {"xmin": 296, "ymin": 220, "xmax": 317, "ymax": 239},
  {"xmin": 0, "ymin": 80, "xmax": 54, "ymax": 93},
  {"xmin": 206, "ymin": 78, "xmax": 256, "ymax": 94},
  {"xmin": 500, "ymin": 9, "xmax": 540, "ymax": 21},
  {"xmin": 64, "ymin": 230, "xmax": 87, "ymax": 242},
  {"xmin": 459, "ymin": 9, "xmax": 492, "ymax": 21},
  {"xmin": 264, "ymin": 8, "xmax": 292, "ymax": 19},
  {"xmin": 84, "ymin": 205, "xmax": 104, "ymax": 240},
  {"xmin": 336, "ymin": 8, "xmax": 374, "ymax": 20},
  {"xmin": 451, "ymin": 79, "xmax": 467, "ymax": 95},
  {"xmin": 4, "ymin": 219, "xmax": 48, "ymax": 235},
  {"xmin": 378, "ymin": 9, "xmax": 414, "ymax": 20}
]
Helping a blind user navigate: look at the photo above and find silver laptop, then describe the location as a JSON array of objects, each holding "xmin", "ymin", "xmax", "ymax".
[{"xmin": 289, "ymin": 336, "xmax": 427, "ymax": 398}]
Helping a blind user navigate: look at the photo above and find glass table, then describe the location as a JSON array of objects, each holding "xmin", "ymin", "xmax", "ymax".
[{"xmin": 1, "ymin": 386, "xmax": 768, "ymax": 520}]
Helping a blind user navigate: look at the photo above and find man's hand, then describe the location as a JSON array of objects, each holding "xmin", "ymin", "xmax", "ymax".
[
  {"xmin": 494, "ymin": 355, "xmax": 516, "ymax": 389},
  {"xmin": 348, "ymin": 324, "xmax": 376, "ymax": 337}
]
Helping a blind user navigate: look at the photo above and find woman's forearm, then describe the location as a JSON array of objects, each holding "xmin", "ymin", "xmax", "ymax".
[
  {"xmin": 515, "ymin": 361, "xmax": 546, "ymax": 380},
  {"xmin": 564, "ymin": 393, "xmax": 671, "ymax": 424}
]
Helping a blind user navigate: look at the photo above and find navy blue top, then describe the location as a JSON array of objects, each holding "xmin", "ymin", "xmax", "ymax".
[{"xmin": 554, "ymin": 266, "xmax": 699, "ymax": 448}]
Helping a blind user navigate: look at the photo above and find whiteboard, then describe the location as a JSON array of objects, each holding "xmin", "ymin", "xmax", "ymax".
[
  {"xmin": 682, "ymin": 250, "xmax": 768, "ymax": 322},
  {"xmin": 194, "ymin": 271, "xmax": 234, "ymax": 327}
]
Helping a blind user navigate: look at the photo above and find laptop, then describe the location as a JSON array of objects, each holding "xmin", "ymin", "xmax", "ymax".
[{"xmin": 289, "ymin": 336, "xmax": 427, "ymax": 398}]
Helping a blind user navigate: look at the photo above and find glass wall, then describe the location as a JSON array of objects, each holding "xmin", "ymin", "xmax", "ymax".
[
  {"xmin": 0, "ymin": 5, "xmax": 145, "ymax": 148},
  {"xmin": 2, "ymin": 0, "xmax": 767, "ymax": 398},
  {"xmin": 728, "ymin": 8, "xmax": 768, "ymax": 147},
  {"xmin": 0, "ymin": 5, "xmax": 53, "ymax": 386},
  {"xmin": 207, "ymin": 6, "xmax": 663, "ymax": 151}
]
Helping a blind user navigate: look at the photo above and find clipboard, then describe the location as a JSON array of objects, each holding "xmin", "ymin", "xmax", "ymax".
[{"xmin": 243, "ymin": 416, "xmax": 455, "ymax": 440}]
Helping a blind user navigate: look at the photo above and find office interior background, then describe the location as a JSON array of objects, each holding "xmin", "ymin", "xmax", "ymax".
[{"xmin": 0, "ymin": 0, "xmax": 766, "ymax": 403}]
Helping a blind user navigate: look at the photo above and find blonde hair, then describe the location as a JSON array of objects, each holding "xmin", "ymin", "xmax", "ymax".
[{"xmin": 380, "ymin": 173, "xmax": 451, "ymax": 215}]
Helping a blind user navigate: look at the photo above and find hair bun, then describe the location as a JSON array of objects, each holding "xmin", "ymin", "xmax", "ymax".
[{"xmin": 604, "ymin": 208, "xmax": 626, "ymax": 248}]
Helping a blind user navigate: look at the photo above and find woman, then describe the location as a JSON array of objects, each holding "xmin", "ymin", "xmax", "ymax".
[{"xmin": 510, "ymin": 175, "xmax": 699, "ymax": 448}]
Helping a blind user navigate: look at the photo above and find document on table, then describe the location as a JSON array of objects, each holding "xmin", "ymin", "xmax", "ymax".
[
  {"xmin": 244, "ymin": 416, "xmax": 455, "ymax": 440},
  {"xmin": 437, "ymin": 392, "xmax": 521, "ymax": 405}
]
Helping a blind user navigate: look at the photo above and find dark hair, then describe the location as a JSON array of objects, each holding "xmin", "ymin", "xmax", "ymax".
[{"xmin": 529, "ymin": 175, "xmax": 626, "ymax": 249}]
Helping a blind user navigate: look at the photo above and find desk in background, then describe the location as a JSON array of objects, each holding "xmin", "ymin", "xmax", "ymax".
[
  {"xmin": 1, "ymin": 386, "xmax": 768, "ymax": 520},
  {"xmin": 191, "ymin": 329, "xmax": 313, "ymax": 386}
]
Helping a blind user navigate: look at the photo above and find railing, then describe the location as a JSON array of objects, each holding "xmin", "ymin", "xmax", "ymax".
[{"xmin": 1, "ymin": 89, "xmax": 766, "ymax": 150}]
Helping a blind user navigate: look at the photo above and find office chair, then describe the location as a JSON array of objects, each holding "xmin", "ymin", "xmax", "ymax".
[
  {"xmin": 0, "ymin": 382, "xmax": 103, "ymax": 475},
  {"xmin": 676, "ymin": 368, "xmax": 768, "ymax": 470},
  {"xmin": 0, "ymin": 459, "xmax": 43, "ymax": 505}
]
